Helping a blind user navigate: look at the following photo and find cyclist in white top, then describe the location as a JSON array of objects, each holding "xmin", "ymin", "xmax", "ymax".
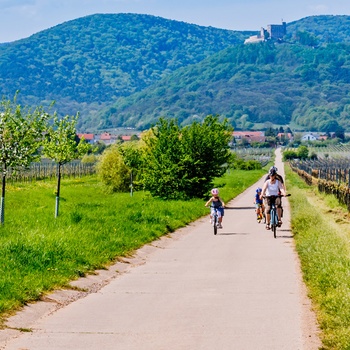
[{"xmin": 260, "ymin": 168, "xmax": 286, "ymax": 230}]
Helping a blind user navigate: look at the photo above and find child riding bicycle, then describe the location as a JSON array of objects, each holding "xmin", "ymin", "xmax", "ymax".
[
  {"xmin": 254, "ymin": 187, "xmax": 265, "ymax": 223},
  {"xmin": 205, "ymin": 188, "xmax": 225, "ymax": 229}
]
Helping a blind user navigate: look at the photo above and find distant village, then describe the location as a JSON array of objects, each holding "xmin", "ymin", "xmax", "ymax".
[
  {"xmin": 77, "ymin": 132, "xmax": 141, "ymax": 145},
  {"xmin": 231, "ymin": 131, "xmax": 331, "ymax": 145},
  {"xmin": 77, "ymin": 130, "xmax": 333, "ymax": 147}
]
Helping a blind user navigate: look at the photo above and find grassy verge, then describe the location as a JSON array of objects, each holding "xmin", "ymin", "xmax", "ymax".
[
  {"xmin": 0, "ymin": 168, "xmax": 265, "ymax": 321},
  {"xmin": 285, "ymin": 165, "xmax": 350, "ymax": 350}
]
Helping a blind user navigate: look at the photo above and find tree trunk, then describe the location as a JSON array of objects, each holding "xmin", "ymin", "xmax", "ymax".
[
  {"xmin": 0, "ymin": 171, "xmax": 5, "ymax": 225},
  {"xmin": 55, "ymin": 163, "xmax": 62, "ymax": 218}
]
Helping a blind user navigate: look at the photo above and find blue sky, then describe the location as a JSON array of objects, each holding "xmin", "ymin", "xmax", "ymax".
[{"xmin": 1, "ymin": 0, "xmax": 350, "ymax": 43}]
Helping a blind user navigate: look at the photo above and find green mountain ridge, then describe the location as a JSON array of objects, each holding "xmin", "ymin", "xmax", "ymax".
[
  {"xmin": 102, "ymin": 41, "xmax": 350, "ymax": 132},
  {"xmin": 0, "ymin": 13, "xmax": 350, "ymax": 132},
  {"xmin": 0, "ymin": 13, "xmax": 252, "ymax": 130}
]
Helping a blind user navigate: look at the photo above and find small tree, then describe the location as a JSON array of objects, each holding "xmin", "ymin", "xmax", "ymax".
[
  {"xmin": 118, "ymin": 142, "xmax": 143, "ymax": 195},
  {"xmin": 297, "ymin": 145, "xmax": 309, "ymax": 159},
  {"xmin": 97, "ymin": 145, "xmax": 131, "ymax": 193},
  {"xmin": 141, "ymin": 115, "xmax": 233, "ymax": 199},
  {"xmin": 42, "ymin": 114, "xmax": 89, "ymax": 217},
  {"xmin": 0, "ymin": 97, "xmax": 49, "ymax": 224}
]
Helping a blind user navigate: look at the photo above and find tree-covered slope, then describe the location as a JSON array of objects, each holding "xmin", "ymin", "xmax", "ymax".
[
  {"xmin": 99, "ymin": 41, "xmax": 350, "ymax": 131},
  {"xmin": 0, "ymin": 13, "xmax": 252, "ymax": 128},
  {"xmin": 286, "ymin": 15, "xmax": 350, "ymax": 44},
  {"xmin": 1, "ymin": 13, "xmax": 350, "ymax": 132}
]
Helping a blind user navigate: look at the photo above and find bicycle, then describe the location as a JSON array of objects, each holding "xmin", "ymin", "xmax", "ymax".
[
  {"xmin": 209, "ymin": 206, "xmax": 222, "ymax": 235},
  {"xmin": 256, "ymin": 203, "xmax": 266, "ymax": 224},
  {"xmin": 264, "ymin": 194, "xmax": 290, "ymax": 238}
]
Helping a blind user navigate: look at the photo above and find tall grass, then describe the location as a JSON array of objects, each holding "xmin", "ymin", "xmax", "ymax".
[
  {"xmin": 0, "ymin": 169, "xmax": 265, "ymax": 320},
  {"xmin": 286, "ymin": 165, "xmax": 350, "ymax": 350}
]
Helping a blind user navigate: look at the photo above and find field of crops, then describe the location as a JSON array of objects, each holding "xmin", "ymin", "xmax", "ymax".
[
  {"xmin": 233, "ymin": 147, "xmax": 273, "ymax": 166},
  {"xmin": 308, "ymin": 144, "xmax": 350, "ymax": 159}
]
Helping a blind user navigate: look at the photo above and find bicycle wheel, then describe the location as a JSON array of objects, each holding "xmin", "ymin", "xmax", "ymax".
[
  {"xmin": 213, "ymin": 213, "xmax": 217, "ymax": 235},
  {"xmin": 271, "ymin": 207, "xmax": 277, "ymax": 238},
  {"xmin": 272, "ymin": 222, "xmax": 277, "ymax": 238}
]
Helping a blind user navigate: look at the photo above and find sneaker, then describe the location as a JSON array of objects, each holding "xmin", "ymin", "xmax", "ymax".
[
  {"xmin": 278, "ymin": 220, "xmax": 282, "ymax": 227},
  {"xmin": 218, "ymin": 224, "xmax": 223, "ymax": 229},
  {"xmin": 266, "ymin": 224, "xmax": 270, "ymax": 230}
]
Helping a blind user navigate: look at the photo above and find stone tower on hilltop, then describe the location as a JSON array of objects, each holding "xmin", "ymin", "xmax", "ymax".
[{"xmin": 245, "ymin": 21, "xmax": 287, "ymax": 44}]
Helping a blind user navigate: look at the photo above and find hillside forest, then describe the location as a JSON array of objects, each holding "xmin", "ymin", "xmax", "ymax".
[{"xmin": 0, "ymin": 13, "xmax": 350, "ymax": 132}]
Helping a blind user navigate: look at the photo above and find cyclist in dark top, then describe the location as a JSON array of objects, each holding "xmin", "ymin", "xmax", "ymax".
[
  {"xmin": 265, "ymin": 166, "xmax": 284, "ymax": 184},
  {"xmin": 205, "ymin": 188, "xmax": 225, "ymax": 229}
]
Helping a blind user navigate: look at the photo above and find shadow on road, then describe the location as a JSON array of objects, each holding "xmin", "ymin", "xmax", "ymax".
[
  {"xmin": 275, "ymin": 228, "xmax": 294, "ymax": 239},
  {"xmin": 216, "ymin": 232, "xmax": 250, "ymax": 236},
  {"xmin": 225, "ymin": 206, "xmax": 255, "ymax": 210}
]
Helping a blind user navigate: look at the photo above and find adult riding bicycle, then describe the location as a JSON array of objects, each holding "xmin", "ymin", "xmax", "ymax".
[
  {"xmin": 260, "ymin": 167, "xmax": 287, "ymax": 232},
  {"xmin": 263, "ymin": 194, "xmax": 291, "ymax": 238}
]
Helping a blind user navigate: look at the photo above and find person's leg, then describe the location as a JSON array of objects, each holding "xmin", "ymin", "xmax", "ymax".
[
  {"xmin": 265, "ymin": 198, "xmax": 272, "ymax": 229},
  {"xmin": 276, "ymin": 197, "xmax": 282, "ymax": 225},
  {"xmin": 218, "ymin": 208, "xmax": 224, "ymax": 227}
]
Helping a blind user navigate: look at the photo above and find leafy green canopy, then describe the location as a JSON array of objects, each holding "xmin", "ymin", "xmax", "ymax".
[
  {"xmin": 42, "ymin": 114, "xmax": 89, "ymax": 165},
  {"xmin": 142, "ymin": 115, "xmax": 233, "ymax": 199},
  {"xmin": 0, "ymin": 98, "xmax": 48, "ymax": 174}
]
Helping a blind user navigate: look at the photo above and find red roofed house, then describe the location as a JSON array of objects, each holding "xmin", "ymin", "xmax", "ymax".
[
  {"xmin": 77, "ymin": 133, "xmax": 95, "ymax": 144},
  {"xmin": 121, "ymin": 135, "xmax": 132, "ymax": 142},
  {"xmin": 233, "ymin": 131, "xmax": 266, "ymax": 143},
  {"xmin": 98, "ymin": 132, "xmax": 115, "ymax": 145}
]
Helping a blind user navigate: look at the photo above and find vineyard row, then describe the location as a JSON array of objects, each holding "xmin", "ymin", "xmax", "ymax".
[
  {"xmin": 6, "ymin": 161, "xmax": 96, "ymax": 183},
  {"xmin": 289, "ymin": 159, "xmax": 350, "ymax": 211}
]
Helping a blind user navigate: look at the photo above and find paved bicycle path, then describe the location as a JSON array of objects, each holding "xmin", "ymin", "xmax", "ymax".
[{"xmin": 0, "ymin": 149, "xmax": 321, "ymax": 349}]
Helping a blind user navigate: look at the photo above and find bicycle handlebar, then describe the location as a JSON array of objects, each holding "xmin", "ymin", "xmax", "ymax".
[{"xmin": 262, "ymin": 194, "xmax": 291, "ymax": 198}]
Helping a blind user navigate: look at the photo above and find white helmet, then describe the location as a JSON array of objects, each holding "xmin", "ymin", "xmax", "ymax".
[{"xmin": 211, "ymin": 188, "xmax": 219, "ymax": 195}]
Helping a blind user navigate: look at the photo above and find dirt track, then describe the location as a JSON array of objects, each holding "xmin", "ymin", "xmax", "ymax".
[{"xmin": 0, "ymin": 149, "xmax": 322, "ymax": 349}]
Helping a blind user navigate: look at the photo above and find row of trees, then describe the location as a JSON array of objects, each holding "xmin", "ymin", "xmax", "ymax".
[
  {"xmin": 98, "ymin": 115, "xmax": 234, "ymax": 199},
  {"xmin": 0, "ymin": 96, "xmax": 89, "ymax": 224}
]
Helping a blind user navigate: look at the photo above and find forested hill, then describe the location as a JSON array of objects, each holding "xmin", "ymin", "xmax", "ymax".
[
  {"xmin": 98, "ymin": 41, "xmax": 350, "ymax": 132},
  {"xmin": 286, "ymin": 15, "xmax": 350, "ymax": 43},
  {"xmin": 0, "ymin": 13, "xmax": 252, "ymax": 128},
  {"xmin": 1, "ymin": 14, "xmax": 350, "ymax": 132}
]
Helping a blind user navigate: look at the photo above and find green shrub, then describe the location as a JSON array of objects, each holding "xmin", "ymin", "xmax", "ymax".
[{"xmin": 97, "ymin": 146, "xmax": 131, "ymax": 192}]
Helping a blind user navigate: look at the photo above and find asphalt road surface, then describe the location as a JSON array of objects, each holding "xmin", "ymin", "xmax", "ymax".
[{"xmin": 0, "ymin": 149, "xmax": 321, "ymax": 349}]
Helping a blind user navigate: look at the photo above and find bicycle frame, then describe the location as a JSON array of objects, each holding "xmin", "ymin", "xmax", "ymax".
[
  {"xmin": 265, "ymin": 194, "xmax": 290, "ymax": 238},
  {"xmin": 270, "ymin": 202, "xmax": 279, "ymax": 238},
  {"xmin": 212, "ymin": 207, "xmax": 219, "ymax": 235}
]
